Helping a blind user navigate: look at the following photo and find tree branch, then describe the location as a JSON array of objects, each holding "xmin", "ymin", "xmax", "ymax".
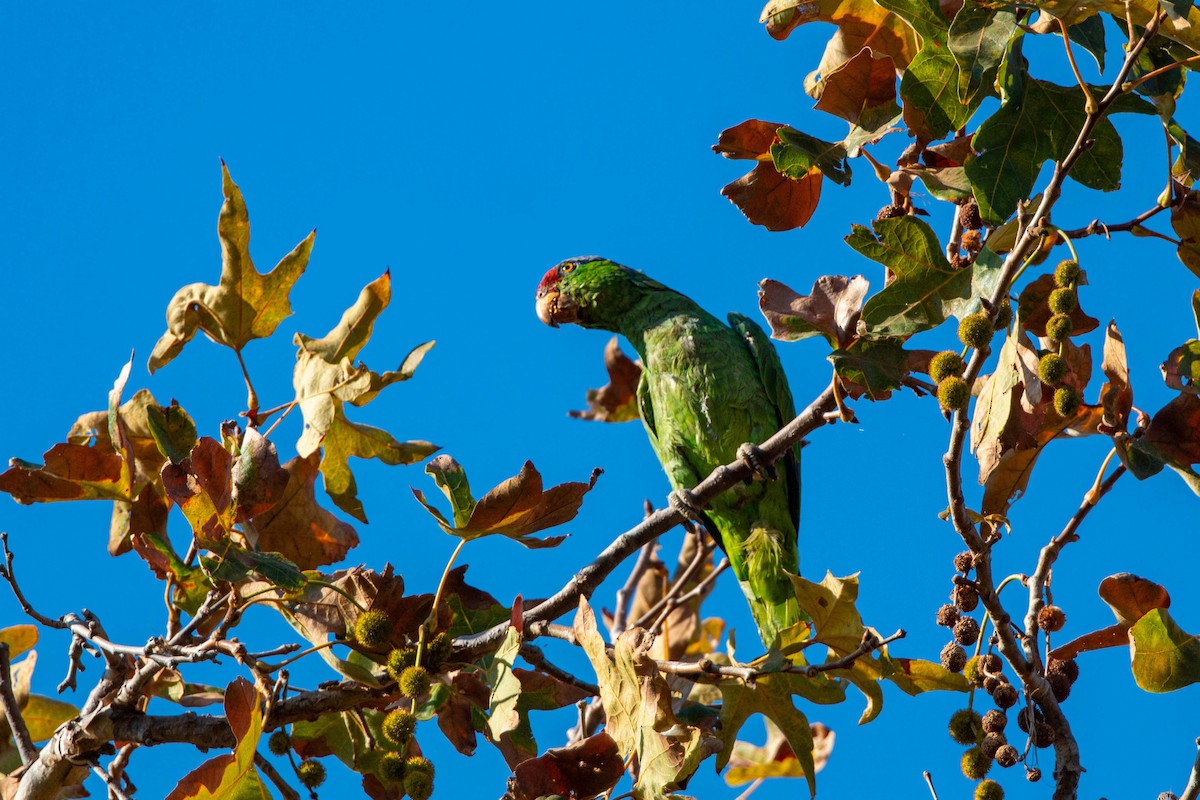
[
  {"xmin": 0, "ymin": 643, "xmax": 36, "ymax": 765},
  {"xmin": 1181, "ymin": 737, "xmax": 1200, "ymax": 800},
  {"xmin": 456, "ymin": 381, "xmax": 840, "ymax": 659}
]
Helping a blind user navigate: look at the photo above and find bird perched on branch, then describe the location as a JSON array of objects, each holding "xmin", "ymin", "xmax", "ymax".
[{"xmin": 535, "ymin": 256, "xmax": 802, "ymax": 648}]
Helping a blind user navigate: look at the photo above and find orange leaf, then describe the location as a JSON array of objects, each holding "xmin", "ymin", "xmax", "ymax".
[
  {"xmin": 251, "ymin": 452, "xmax": 359, "ymax": 569},
  {"xmin": 569, "ymin": 338, "xmax": 642, "ymax": 423},
  {"xmin": 722, "ymin": 163, "xmax": 823, "ymax": 231}
]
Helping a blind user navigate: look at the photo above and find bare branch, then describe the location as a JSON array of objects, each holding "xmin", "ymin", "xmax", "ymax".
[
  {"xmin": 255, "ymin": 752, "xmax": 301, "ymax": 800},
  {"xmin": 0, "ymin": 643, "xmax": 37, "ymax": 765},
  {"xmin": 519, "ymin": 643, "xmax": 599, "ymax": 696},
  {"xmin": 1181, "ymin": 737, "xmax": 1200, "ymax": 800}
]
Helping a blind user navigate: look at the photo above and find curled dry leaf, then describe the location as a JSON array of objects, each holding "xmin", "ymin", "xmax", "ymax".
[
  {"xmin": 759, "ymin": 275, "xmax": 869, "ymax": 347},
  {"xmin": 505, "ymin": 732, "xmax": 624, "ymax": 800},
  {"xmin": 1051, "ymin": 573, "xmax": 1170, "ymax": 660},
  {"xmin": 714, "ymin": 119, "xmax": 823, "ymax": 231},
  {"xmin": 569, "ymin": 337, "xmax": 642, "ymax": 422},
  {"xmin": 412, "ymin": 457, "xmax": 601, "ymax": 548},
  {"xmin": 1100, "ymin": 321, "xmax": 1133, "ymax": 430},
  {"xmin": 149, "ymin": 163, "xmax": 312, "ymax": 374},
  {"xmin": 251, "ymin": 452, "xmax": 358, "ymax": 570}
]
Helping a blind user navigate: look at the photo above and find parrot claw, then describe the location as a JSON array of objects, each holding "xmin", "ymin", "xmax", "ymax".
[
  {"xmin": 668, "ymin": 489, "xmax": 705, "ymax": 522},
  {"xmin": 736, "ymin": 443, "xmax": 777, "ymax": 482}
]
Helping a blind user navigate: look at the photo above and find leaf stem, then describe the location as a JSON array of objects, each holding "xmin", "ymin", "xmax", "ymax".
[
  {"xmin": 234, "ymin": 349, "xmax": 260, "ymax": 416},
  {"xmin": 1057, "ymin": 19, "xmax": 1096, "ymax": 113},
  {"xmin": 420, "ymin": 537, "xmax": 468, "ymax": 666}
]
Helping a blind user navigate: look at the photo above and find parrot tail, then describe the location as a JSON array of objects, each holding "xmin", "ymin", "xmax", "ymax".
[{"xmin": 738, "ymin": 527, "xmax": 803, "ymax": 648}]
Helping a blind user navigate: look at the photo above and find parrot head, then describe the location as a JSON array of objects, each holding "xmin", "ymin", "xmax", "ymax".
[
  {"xmin": 536, "ymin": 256, "xmax": 655, "ymax": 331},
  {"xmin": 536, "ymin": 256, "xmax": 607, "ymax": 328}
]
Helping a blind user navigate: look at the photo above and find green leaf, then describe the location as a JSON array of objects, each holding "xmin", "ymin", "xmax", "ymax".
[
  {"xmin": 828, "ymin": 338, "xmax": 910, "ymax": 400},
  {"xmin": 426, "ymin": 456, "xmax": 476, "ymax": 528},
  {"xmin": 486, "ymin": 627, "xmax": 525, "ymax": 745},
  {"xmin": 146, "ymin": 401, "xmax": 199, "ymax": 465},
  {"xmin": 293, "ymin": 271, "xmax": 438, "ymax": 521},
  {"xmin": 966, "ymin": 35, "xmax": 1155, "ymax": 224},
  {"xmin": 0, "ymin": 626, "xmax": 37, "ymax": 660},
  {"xmin": 771, "ymin": 128, "xmax": 852, "ymax": 186},
  {"xmin": 1130, "ymin": 607, "xmax": 1200, "ymax": 692},
  {"xmin": 873, "ymin": 0, "xmax": 949, "ymax": 42},
  {"xmin": 1171, "ymin": 190, "xmax": 1200, "ymax": 279},
  {"xmin": 1067, "ymin": 15, "xmax": 1106, "ymax": 71},
  {"xmin": 150, "ymin": 163, "xmax": 312, "ymax": 373},
  {"xmin": 242, "ymin": 550, "xmax": 306, "ymax": 592},
  {"xmin": 21, "ymin": 695, "xmax": 78, "ymax": 741},
  {"xmin": 947, "ymin": 3, "xmax": 1017, "ymax": 102},
  {"xmin": 900, "ymin": 47, "xmax": 981, "ymax": 142},
  {"xmin": 852, "ymin": 216, "xmax": 989, "ymax": 337}
]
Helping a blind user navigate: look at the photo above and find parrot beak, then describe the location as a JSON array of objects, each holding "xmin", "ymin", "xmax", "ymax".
[{"xmin": 535, "ymin": 288, "xmax": 560, "ymax": 327}]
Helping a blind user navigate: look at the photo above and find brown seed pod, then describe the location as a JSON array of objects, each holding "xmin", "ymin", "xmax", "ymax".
[
  {"xmin": 942, "ymin": 642, "xmax": 968, "ymax": 673},
  {"xmin": 1047, "ymin": 657, "xmax": 1079, "ymax": 684},
  {"xmin": 995, "ymin": 744, "xmax": 1020, "ymax": 768},
  {"xmin": 954, "ymin": 584, "xmax": 980, "ymax": 612},
  {"xmin": 937, "ymin": 603, "xmax": 961, "ymax": 628},
  {"xmin": 982, "ymin": 709, "xmax": 1007, "ymax": 734},
  {"xmin": 981, "ymin": 732, "xmax": 1006, "ymax": 758},
  {"xmin": 953, "ymin": 550, "xmax": 975, "ymax": 573},
  {"xmin": 992, "ymin": 683, "xmax": 1019, "ymax": 709},
  {"xmin": 1037, "ymin": 605, "xmax": 1067, "ymax": 633},
  {"xmin": 954, "ymin": 616, "xmax": 981, "ymax": 646}
]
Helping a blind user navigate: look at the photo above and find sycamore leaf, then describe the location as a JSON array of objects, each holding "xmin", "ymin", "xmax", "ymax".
[
  {"xmin": 293, "ymin": 271, "xmax": 438, "ymax": 522},
  {"xmin": 1052, "ymin": 573, "xmax": 1170, "ymax": 659},
  {"xmin": 145, "ymin": 401, "xmax": 200, "ymax": 465},
  {"xmin": 1130, "ymin": 608, "xmax": 1200, "ymax": 692},
  {"xmin": 966, "ymin": 35, "xmax": 1155, "ymax": 224},
  {"xmin": 1101, "ymin": 321, "xmax": 1134, "ymax": 429},
  {"xmin": 150, "ymin": 163, "xmax": 312, "ymax": 373},
  {"xmin": 1117, "ymin": 393, "xmax": 1200, "ymax": 493},
  {"xmin": 900, "ymin": 45, "xmax": 984, "ymax": 143},
  {"xmin": 0, "ymin": 443, "xmax": 129, "ymax": 505},
  {"xmin": 726, "ymin": 720, "xmax": 834, "ymax": 787},
  {"xmin": 1017, "ymin": 273, "xmax": 1100, "ymax": 338},
  {"xmin": 947, "ymin": 3, "xmax": 1016, "ymax": 103},
  {"xmin": 442, "ymin": 565, "xmax": 510, "ymax": 638},
  {"xmin": 436, "ymin": 670, "xmax": 490, "ymax": 756},
  {"xmin": 1162, "ymin": 295, "xmax": 1200, "ymax": 392},
  {"xmin": 165, "ymin": 677, "xmax": 269, "ymax": 800},
  {"xmin": 1172, "ymin": 188, "xmax": 1200, "ymax": 279},
  {"xmin": 251, "ymin": 453, "xmax": 358, "ymax": 570},
  {"xmin": 569, "ymin": 338, "xmax": 643, "ymax": 423},
  {"xmin": 715, "ymin": 120, "xmax": 824, "ymax": 231},
  {"xmin": 161, "ymin": 437, "xmax": 235, "ymax": 546},
  {"xmin": 412, "ymin": 458, "xmax": 600, "ymax": 548},
  {"xmin": 758, "ymin": 276, "xmax": 869, "ymax": 348},
  {"xmin": 828, "ymin": 337, "xmax": 911, "ymax": 400},
  {"xmin": 811, "ymin": 48, "xmax": 900, "ymax": 132},
  {"xmin": 486, "ymin": 627, "xmax": 526, "ymax": 755},
  {"xmin": 852, "ymin": 216, "xmax": 996, "ymax": 337},
  {"xmin": 229, "ymin": 427, "xmax": 288, "ymax": 519},
  {"xmin": 1067, "ymin": 15, "xmax": 1106, "ymax": 71},
  {"xmin": 506, "ymin": 732, "xmax": 624, "ymax": 800},
  {"xmin": 20, "ymin": 695, "xmax": 77, "ymax": 742},
  {"xmin": 772, "ymin": 129, "xmax": 852, "ymax": 186},
  {"xmin": 574, "ymin": 599, "xmax": 706, "ymax": 800},
  {"xmin": 1031, "ymin": 0, "xmax": 1200, "ymax": 56},
  {"xmin": 0, "ymin": 627, "xmax": 37, "ymax": 661}
]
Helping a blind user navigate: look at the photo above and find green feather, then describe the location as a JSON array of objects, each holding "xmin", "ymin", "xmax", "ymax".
[{"xmin": 552, "ymin": 259, "xmax": 802, "ymax": 647}]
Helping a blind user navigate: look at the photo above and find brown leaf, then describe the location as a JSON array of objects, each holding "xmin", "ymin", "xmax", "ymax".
[
  {"xmin": 231, "ymin": 427, "xmax": 289, "ymax": 519},
  {"xmin": 1100, "ymin": 321, "xmax": 1133, "ymax": 432},
  {"xmin": 0, "ymin": 443, "xmax": 127, "ymax": 504},
  {"xmin": 812, "ymin": 48, "xmax": 898, "ymax": 128},
  {"xmin": 722, "ymin": 162, "xmax": 823, "ymax": 232},
  {"xmin": 759, "ymin": 276, "xmax": 869, "ymax": 347},
  {"xmin": 569, "ymin": 338, "xmax": 643, "ymax": 423},
  {"xmin": 437, "ymin": 670, "xmax": 490, "ymax": 756},
  {"xmin": 1143, "ymin": 393, "xmax": 1200, "ymax": 466},
  {"xmin": 287, "ymin": 565, "xmax": 432, "ymax": 648},
  {"xmin": 507, "ymin": 732, "xmax": 624, "ymax": 800},
  {"xmin": 1171, "ymin": 188, "xmax": 1200, "ymax": 279},
  {"xmin": 161, "ymin": 437, "xmax": 234, "ymax": 546},
  {"xmin": 251, "ymin": 452, "xmax": 358, "ymax": 569},
  {"xmin": 713, "ymin": 119, "xmax": 784, "ymax": 160},
  {"xmin": 1017, "ymin": 273, "xmax": 1099, "ymax": 338},
  {"xmin": 1051, "ymin": 574, "xmax": 1171, "ymax": 659}
]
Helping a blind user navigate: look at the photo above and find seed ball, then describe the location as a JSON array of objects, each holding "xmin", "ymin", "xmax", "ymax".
[
  {"xmin": 378, "ymin": 752, "xmax": 407, "ymax": 784},
  {"xmin": 959, "ymin": 201, "xmax": 983, "ymax": 230},
  {"xmin": 993, "ymin": 299, "xmax": 1013, "ymax": 331},
  {"xmin": 937, "ymin": 603, "xmax": 961, "ymax": 628},
  {"xmin": 1034, "ymin": 721, "xmax": 1056, "ymax": 748},
  {"xmin": 1047, "ymin": 672, "xmax": 1072, "ymax": 702},
  {"xmin": 404, "ymin": 769, "xmax": 434, "ymax": 800},
  {"xmin": 406, "ymin": 757, "xmax": 435, "ymax": 779},
  {"xmin": 1048, "ymin": 287, "xmax": 1078, "ymax": 314},
  {"xmin": 267, "ymin": 730, "xmax": 290, "ymax": 756},
  {"xmin": 959, "ymin": 314, "xmax": 994, "ymax": 350},
  {"xmin": 1027, "ymin": 766, "xmax": 1043, "ymax": 782},
  {"xmin": 387, "ymin": 647, "xmax": 417, "ymax": 682},
  {"xmin": 996, "ymin": 743, "xmax": 1020, "ymax": 768},
  {"xmin": 399, "ymin": 666, "xmax": 432, "ymax": 698},
  {"xmin": 975, "ymin": 779, "xmax": 1005, "ymax": 800},
  {"xmin": 426, "ymin": 632, "xmax": 454, "ymax": 669},
  {"xmin": 1016, "ymin": 707, "xmax": 1043, "ymax": 733},
  {"xmin": 938, "ymin": 376, "xmax": 971, "ymax": 411},
  {"xmin": 297, "ymin": 760, "xmax": 326, "ymax": 789},
  {"xmin": 1053, "ymin": 387, "xmax": 1081, "ymax": 418},
  {"xmin": 949, "ymin": 709, "xmax": 983, "ymax": 744},
  {"xmin": 930, "ymin": 351, "xmax": 967, "ymax": 384},
  {"xmin": 961, "ymin": 746, "xmax": 992, "ymax": 780},
  {"xmin": 877, "ymin": 203, "xmax": 907, "ymax": 219},
  {"xmin": 1054, "ymin": 260, "xmax": 1081, "ymax": 288},
  {"xmin": 981, "ymin": 732, "xmax": 1006, "ymax": 758},
  {"xmin": 382, "ymin": 709, "xmax": 417, "ymax": 744},
  {"xmin": 982, "ymin": 709, "xmax": 1007, "ymax": 734},
  {"xmin": 992, "ymin": 683, "xmax": 1018, "ymax": 709},
  {"xmin": 1047, "ymin": 657, "xmax": 1079, "ymax": 684},
  {"xmin": 979, "ymin": 653, "xmax": 1002, "ymax": 675},
  {"xmin": 942, "ymin": 642, "xmax": 968, "ymax": 673},
  {"xmin": 953, "ymin": 550, "xmax": 974, "ymax": 573},
  {"xmin": 1038, "ymin": 353, "xmax": 1068, "ymax": 385},
  {"xmin": 983, "ymin": 675, "xmax": 1001, "ymax": 695},
  {"xmin": 354, "ymin": 610, "xmax": 392, "ymax": 649},
  {"xmin": 954, "ymin": 616, "xmax": 981, "ymax": 646},
  {"xmin": 954, "ymin": 584, "xmax": 980, "ymax": 612},
  {"xmin": 964, "ymin": 656, "xmax": 983, "ymax": 686},
  {"xmin": 1046, "ymin": 313, "xmax": 1073, "ymax": 342},
  {"xmin": 1037, "ymin": 605, "xmax": 1067, "ymax": 633}
]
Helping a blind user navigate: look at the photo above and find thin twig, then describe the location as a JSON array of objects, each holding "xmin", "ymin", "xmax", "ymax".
[
  {"xmin": 734, "ymin": 777, "xmax": 765, "ymax": 800},
  {"xmin": 646, "ymin": 558, "xmax": 729, "ymax": 634},
  {"xmin": 254, "ymin": 753, "xmax": 301, "ymax": 800},
  {"xmin": 519, "ymin": 643, "xmax": 600, "ymax": 696},
  {"xmin": 457, "ymin": 381, "xmax": 840, "ymax": 658},
  {"xmin": 1056, "ymin": 203, "xmax": 1170, "ymax": 240},
  {"xmin": 0, "ymin": 644, "xmax": 37, "ymax": 765},
  {"xmin": 90, "ymin": 765, "xmax": 131, "ymax": 800},
  {"xmin": 923, "ymin": 770, "xmax": 940, "ymax": 800},
  {"xmin": 1181, "ymin": 737, "xmax": 1200, "ymax": 800},
  {"xmin": 609, "ymin": 533, "xmax": 659, "ymax": 639},
  {"xmin": 633, "ymin": 538, "xmax": 716, "ymax": 631}
]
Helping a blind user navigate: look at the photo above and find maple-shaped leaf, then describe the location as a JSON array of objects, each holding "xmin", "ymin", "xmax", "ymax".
[
  {"xmin": 714, "ymin": 120, "xmax": 823, "ymax": 231},
  {"xmin": 828, "ymin": 337, "xmax": 912, "ymax": 400},
  {"xmin": 505, "ymin": 732, "xmax": 624, "ymax": 800},
  {"xmin": 716, "ymin": 673, "xmax": 843, "ymax": 796},
  {"xmin": 1031, "ymin": 0, "xmax": 1200, "ymax": 62},
  {"xmin": 486, "ymin": 626, "xmax": 526, "ymax": 762},
  {"xmin": 726, "ymin": 720, "xmax": 834, "ymax": 787},
  {"xmin": 441, "ymin": 565, "xmax": 510, "ymax": 638},
  {"xmin": 292, "ymin": 707, "xmax": 412, "ymax": 783},
  {"xmin": 293, "ymin": 270, "xmax": 438, "ymax": 522},
  {"xmin": 436, "ymin": 670, "xmax": 491, "ymax": 756},
  {"xmin": 759, "ymin": 275, "xmax": 869, "ymax": 348},
  {"xmin": 165, "ymin": 677, "xmax": 270, "ymax": 799},
  {"xmin": 161, "ymin": 437, "xmax": 236, "ymax": 546},
  {"xmin": 251, "ymin": 452, "xmax": 358, "ymax": 569},
  {"xmin": 150, "ymin": 163, "xmax": 312, "ymax": 375},
  {"xmin": 851, "ymin": 216, "xmax": 1001, "ymax": 338},
  {"xmin": 412, "ymin": 456, "xmax": 600, "ymax": 548},
  {"xmin": 569, "ymin": 337, "xmax": 643, "ymax": 422},
  {"xmin": 966, "ymin": 35, "xmax": 1154, "ymax": 225},
  {"xmin": 574, "ymin": 599, "xmax": 707, "ymax": 800}
]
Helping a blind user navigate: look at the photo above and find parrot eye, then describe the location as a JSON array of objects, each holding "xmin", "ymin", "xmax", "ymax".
[{"xmin": 560, "ymin": 263, "xmax": 575, "ymax": 275}]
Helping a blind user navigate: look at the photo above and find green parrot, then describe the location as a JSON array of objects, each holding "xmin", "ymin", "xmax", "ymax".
[{"xmin": 535, "ymin": 256, "xmax": 802, "ymax": 648}]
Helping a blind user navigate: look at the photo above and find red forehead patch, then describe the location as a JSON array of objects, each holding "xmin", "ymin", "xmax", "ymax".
[{"xmin": 536, "ymin": 265, "xmax": 563, "ymax": 295}]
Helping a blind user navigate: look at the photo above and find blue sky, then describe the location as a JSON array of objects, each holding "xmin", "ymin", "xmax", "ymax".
[{"xmin": 2, "ymin": 4, "xmax": 1198, "ymax": 799}]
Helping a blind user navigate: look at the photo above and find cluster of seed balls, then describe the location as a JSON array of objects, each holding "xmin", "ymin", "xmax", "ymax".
[
  {"xmin": 937, "ymin": 553, "xmax": 1080, "ymax": 798},
  {"xmin": 931, "ymin": 301, "xmax": 1010, "ymax": 412},
  {"xmin": 260, "ymin": 609, "xmax": 450, "ymax": 798},
  {"xmin": 1039, "ymin": 259, "xmax": 1085, "ymax": 418}
]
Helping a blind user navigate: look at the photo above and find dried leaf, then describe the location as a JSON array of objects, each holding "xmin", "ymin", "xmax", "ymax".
[
  {"xmin": 161, "ymin": 437, "xmax": 234, "ymax": 546},
  {"xmin": 726, "ymin": 720, "xmax": 835, "ymax": 786},
  {"xmin": 150, "ymin": 163, "xmax": 312, "ymax": 373},
  {"xmin": 251, "ymin": 453, "xmax": 358, "ymax": 569},
  {"xmin": 413, "ymin": 459, "xmax": 599, "ymax": 548},
  {"xmin": 1017, "ymin": 273, "xmax": 1100, "ymax": 338},
  {"xmin": 1100, "ymin": 321, "xmax": 1134, "ymax": 430},
  {"xmin": 758, "ymin": 276, "xmax": 869, "ymax": 347},
  {"xmin": 570, "ymin": 338, "xmax": 643, "ymax": 423},
  {"xmin": 165, "ymin": 677, "xmax": 268, "ymax": 799},
  {"xmin": 812, "ymin": 48, "xmax": 900, "ymax": 131},
  {"xmin": 506, "ymin": 732, "xmax": 624, "ymax": 800},
  {"xmin": 715, "ymin": 120, "xmax": 824, "ymax": 231}
]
